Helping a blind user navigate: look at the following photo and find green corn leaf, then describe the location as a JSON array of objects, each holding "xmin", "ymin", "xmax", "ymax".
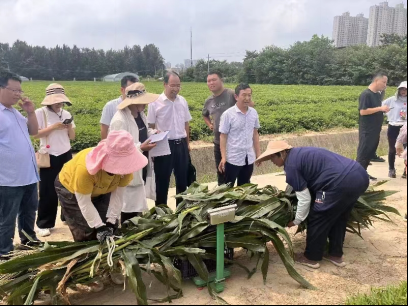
[
  {"xmin": 261, "ymin": 246, "xmax": 270, "ymax": 285},
  {"xmin": 123, "ymin": 250, "xmax": 148, "ymax": 306}
]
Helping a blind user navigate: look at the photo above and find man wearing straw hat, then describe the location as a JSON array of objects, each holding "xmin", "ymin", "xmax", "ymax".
[
  {"xmin": 256, "ymin": 141, "xmax": 369, "ymax": 269},
  {"xmin": 34, "ymin": 83, "xmax": 76, "ymax": 238},
  {"xmin": 110, "ymin": 83, "xmax": 159, "ymax": 222},
  {"xmin": 0, "ymin": 71, "xmax": 40, "ymax": 259}
]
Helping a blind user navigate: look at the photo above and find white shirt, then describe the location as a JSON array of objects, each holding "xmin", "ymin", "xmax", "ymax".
[
  {"xmin": 147, "ymin": 93, "xmax": 192, "ymax": 140},
  {"xmin": 100, "ymin": 96, "xmax": 123, "ymax": 126},
  {"xmin": 36, "ymin": 107, "xmax": 75, "ymax": 157},
  {"xmin": 219, "ymin": 105, "xmax": 261, "ymax": 166}
]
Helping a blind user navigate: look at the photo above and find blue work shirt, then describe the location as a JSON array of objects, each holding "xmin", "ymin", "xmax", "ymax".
[
  {"xmin": 0, "ymin": 103, "xmax": 40, "ymax": 187},
  {"xmin": 284, "ymin": 147, "xmax": 357, "ymax": 193}
]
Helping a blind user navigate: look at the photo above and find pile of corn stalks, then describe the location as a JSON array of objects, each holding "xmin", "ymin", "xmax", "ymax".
[{"xmin": 0, "ymin": 183, "xmax": 399, "ymax": 305}]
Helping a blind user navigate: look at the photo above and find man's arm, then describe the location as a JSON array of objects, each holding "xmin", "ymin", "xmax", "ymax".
[
  {"xmin": 219, "ymin": 133, "xmax": 228, "ymax": 173},
  {"xmin": 253, "ymin": 129, "xmax": 261, "ymax": 159},
  {"xmin": 203, "ymin": 116, "xmax": 214, "ymax": 130},
  {"xmin": 360, "ymin": 106, "xmax": 389, "ymax": 116},
  {"xmin": 27, "ymin": 112, "xmax": 39, "ymax": 136},
  {"xmin": 359, "ymin": 93, "xmax": 390, "ymax": 116},
  {"xmin": 19, "ymin": 98, "xmax": 38, "ymax": 135}
]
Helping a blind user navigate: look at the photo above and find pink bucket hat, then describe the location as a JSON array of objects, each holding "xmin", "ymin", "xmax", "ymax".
[{"xmin": 86, "ymin": 130, "xmax": 148, "ymax": 175}]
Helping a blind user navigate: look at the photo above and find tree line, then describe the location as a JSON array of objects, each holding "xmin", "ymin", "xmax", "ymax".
[
  {"xmin": 182, "ymin": 34, "xmax": 407, "ymax": 86},
  {"xmin": 1, "ymin": 34, "xmax": 407, "ymax": 85},
  {"xmin": 0, "ymin": 40, "xmax": 164, "ymax": 80}
]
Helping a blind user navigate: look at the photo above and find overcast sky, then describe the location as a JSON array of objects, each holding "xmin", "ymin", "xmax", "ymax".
[{"xmin": 1, "ymin": 0, "xmax": 407, "ymax": 65}]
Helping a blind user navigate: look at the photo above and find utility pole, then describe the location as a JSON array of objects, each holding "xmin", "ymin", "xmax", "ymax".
[
  {"xmin": 190, "ymin": 28, "xmax": 193, "ymax": 68},
  {"xmin": 207, "ymin": 54, "xmax": 210, "ymax": 74}
]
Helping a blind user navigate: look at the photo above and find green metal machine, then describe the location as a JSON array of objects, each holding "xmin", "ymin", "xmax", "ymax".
[{"xmin": 193, "ymin": 204, "xmax": 237, "ymax": 293}]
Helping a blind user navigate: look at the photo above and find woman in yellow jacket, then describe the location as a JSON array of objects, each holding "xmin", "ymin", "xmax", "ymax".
[{"xmin": 55, "ymin": 130, "xmax": 148, "ymax": 243}]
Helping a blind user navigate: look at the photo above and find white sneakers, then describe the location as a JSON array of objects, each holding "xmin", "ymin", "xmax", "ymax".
[{"xmin": 37, "ymin": 228, "xmax": 51, "ymax": 237}]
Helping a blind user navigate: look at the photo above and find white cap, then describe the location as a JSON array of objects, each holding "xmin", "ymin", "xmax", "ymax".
[{"xmin": 398, "ymin": 81, "xmax": 407, "ymax": 89}]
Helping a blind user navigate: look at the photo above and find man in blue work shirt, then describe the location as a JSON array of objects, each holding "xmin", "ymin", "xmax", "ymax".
[{"xmin": 0, "ymin": 71, "xmax": 40, "ymax": 259}]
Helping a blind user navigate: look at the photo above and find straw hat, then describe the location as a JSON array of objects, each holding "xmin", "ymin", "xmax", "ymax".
[
  {"xmin": 256, "ymin": 141, "xmax": 293, "ymax": 163},
  {"xmin": 41, "ymin": 83, "xmax": 72, "ymax": 106},
  {"xmin": 118, "ymin": 83, "xmax": 159, "ymax": 110},
  {"xmin": 86, "ymin": 130, "xmax": 148, "ymax": 176}
]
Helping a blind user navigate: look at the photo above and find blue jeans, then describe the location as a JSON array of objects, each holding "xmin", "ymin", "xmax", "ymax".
[{"xmin": 0, "ymin": 184, "xmax": 38, "ymax": 256}]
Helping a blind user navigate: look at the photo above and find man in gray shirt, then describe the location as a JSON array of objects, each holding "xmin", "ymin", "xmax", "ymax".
[
  {"xmin": 202, "ymin": 72, "xmax": 237, "ymax": 185},
  {"xmin": 100, "ymin": 75, "xmax": 139, "ymax": 139}
]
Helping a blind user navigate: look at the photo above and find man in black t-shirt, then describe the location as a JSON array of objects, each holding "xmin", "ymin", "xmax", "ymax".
[
  {"xmin": 202, "ymin": 72, "xmax": 237, "ymax": 185},
  {"xmin": 357, "ymin": 73, "xmax": 390, "ymax": 180}
]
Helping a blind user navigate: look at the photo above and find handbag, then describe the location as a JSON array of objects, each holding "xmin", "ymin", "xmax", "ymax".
[{"xmin": 35, "ymin": 108, "xmax": 51, "ymax": 169}]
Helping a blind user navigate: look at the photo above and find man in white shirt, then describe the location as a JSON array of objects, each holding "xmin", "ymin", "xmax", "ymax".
[
  {"xmin": 100, "ymin": 75, "xmax": 139, "ymax": 140},
  {"xmin": 219, "ymin": 83, "xmax": 261, "ymax": 187},
  {"xmin": 147, "ymin": 72, "xmax": 192, "ymax": 206}
]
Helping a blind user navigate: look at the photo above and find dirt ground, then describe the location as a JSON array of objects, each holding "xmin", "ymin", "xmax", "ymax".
[{"xmin": 36, "ymin": 157, "xmax": 407, "ymax": 305}]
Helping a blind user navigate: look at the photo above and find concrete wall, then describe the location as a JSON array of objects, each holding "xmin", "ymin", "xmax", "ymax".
[{"xmin": 189, "ymin": 129, "xmax": 388, "ymax": 184}]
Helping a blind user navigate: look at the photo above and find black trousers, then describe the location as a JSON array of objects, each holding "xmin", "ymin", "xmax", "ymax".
[
  {"xmin": 37, "ymin": 151, "xmax": 72, "ymax": 229},
  {"xmin": 388, "ymin": 125, "xmax": 404, "ymax": 170},
  {"xmin": 305, "ymin": 165, "xmax": 369, "ymax": 261},
  {"xmin": 214, "ymin": 143, "xmax": 225, "ymax": 186},
  {"xmin": 224, "ymin": 157, "xmax": 254, "ymax": 187},
  {"xmin": 154, "ymin": 138, "xmax": 189, "ymax": 206},
  {"xmin": 55, "ymin": 178, "xmax": 111, "ymax": 242},
  {"xmin": 357, "ymin": 130, "xmax": 381, "ymax": 170}
]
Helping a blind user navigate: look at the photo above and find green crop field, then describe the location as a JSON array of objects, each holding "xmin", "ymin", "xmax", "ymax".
[{"xmin": 21, "ymin": 81, "xmax": 396, "ymax": 151}]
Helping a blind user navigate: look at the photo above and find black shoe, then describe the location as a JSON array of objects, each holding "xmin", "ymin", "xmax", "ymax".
[
  {"xmin": 16, "ymin": 238, "xmax": 42, "ymax": 251},
  {"xmin": 0, "ymin": 255, "xmax": 10, "ymax": 262},
  {"xmin": 402, "ymin": 170, "xmax": 407, "ymax": 179},
  {"xmin": 371, "ymin": 156, "xmax": 386, "ymax": 163},
  {"xmin": 389, "ymin": 169, "xmax": 397, "ymax": 178},
  {"xmin": 369, "ymin": 175, "xmax": 378, "ymax": 182}
]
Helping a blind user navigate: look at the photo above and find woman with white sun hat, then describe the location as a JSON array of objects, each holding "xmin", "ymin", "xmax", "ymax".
[
  {"xmin": 110, "ymin": 82, "xmax": 160, "ymax": 223},
  {"xmin": 34, "ymin": 83, "xmax": 76, "ymax": 238}
]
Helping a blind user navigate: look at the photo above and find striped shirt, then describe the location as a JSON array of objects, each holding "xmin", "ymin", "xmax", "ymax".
[
  {"xmin": 219, "ymin": 105, "xmax": 261, "ymax": 166},
  {"xmin": 0, "ymin": 103, "xmax": 40, "ymax": 187}
]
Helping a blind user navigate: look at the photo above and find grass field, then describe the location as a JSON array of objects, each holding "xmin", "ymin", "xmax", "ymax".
[
  {"xmin": 21, "ymin": 81, "xmax": 397, "ymax": 151},
  {"xmin": 346, "ymin": 281, "xmax": 407, "ymax": 305}
]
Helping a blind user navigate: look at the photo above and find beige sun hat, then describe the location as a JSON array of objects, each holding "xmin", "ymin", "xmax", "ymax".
[
  {"xmin": 41, "ymin": 83, "xmax": 72, "ymax": 106},
  {"xmin": 118, "ymin": 83, "xmax": 159, "ymax": 110},
  {"xmin": 256, "ymin": 141, "xmax": 293, "ymax": 163}
]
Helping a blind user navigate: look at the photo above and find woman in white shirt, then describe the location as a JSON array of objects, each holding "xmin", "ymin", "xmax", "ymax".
[
  {"xmin": 34, "ymin": 84, "xmax": 76, "ymax": 237},
  {"xmin": 109, "ymin": 83, "xmax": 158, "ymax": 223},
  {"xmin": 383, "ymin": 81, "xmax": 407, "ymax": 178}
]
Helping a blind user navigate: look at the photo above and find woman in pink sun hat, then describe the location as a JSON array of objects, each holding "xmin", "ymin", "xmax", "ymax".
[{"xmin": 55, "ymin": 130, "xmax": 148, "ymax": 243}]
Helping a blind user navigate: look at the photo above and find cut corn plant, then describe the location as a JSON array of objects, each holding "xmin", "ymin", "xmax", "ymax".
[{"xmin": 0, "ymin": 183, "xmax": 399, "ymax": 305}]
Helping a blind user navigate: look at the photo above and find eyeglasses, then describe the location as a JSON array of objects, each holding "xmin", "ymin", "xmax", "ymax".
[
  {"xmin": 1, "ymin": 86, "xmax": 24, "ymax": 95},
  {"xmin": 166, "ymin": 84, "xmax": 182, "ymax": 89}
]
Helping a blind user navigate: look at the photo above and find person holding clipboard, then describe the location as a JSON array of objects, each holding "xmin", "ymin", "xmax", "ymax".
[
  {"xmin": 110, "ymin": 83, "xmax": 159, "ymax": 222},
  {"xmin": 147, "ymin": 72, "xmax": 193, "ymax": 206}
]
